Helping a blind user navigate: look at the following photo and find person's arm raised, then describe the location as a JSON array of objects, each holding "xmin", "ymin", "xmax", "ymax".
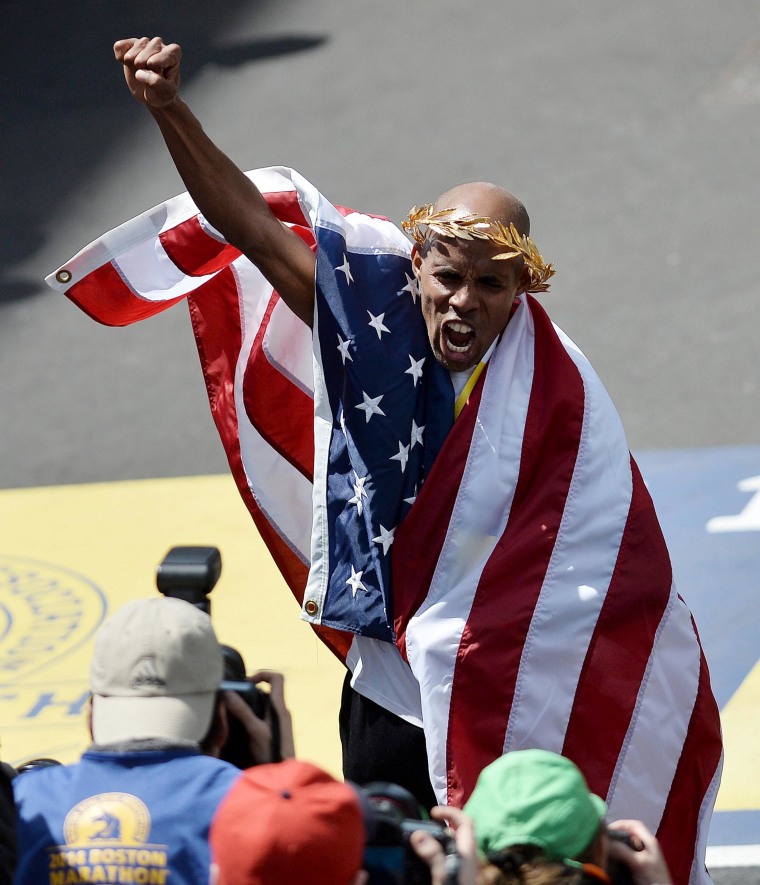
[{"xmin": 114, "ymin": 37, "xmax": 316, "ymax": 326}]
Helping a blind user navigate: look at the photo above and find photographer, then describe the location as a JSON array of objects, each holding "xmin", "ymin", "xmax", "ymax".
[
  {"xmin": 209, "ymin": 759, "xmax": 367, "ymax": 885},
  {"xmin": 156, "ymin": 545, "xmax": 295, "ymax": 768},
  {"xmin": 462, "ymin": 751, "xmax": 673, "ymax": 885},
  {"xmin": 12, "ymin": 597, "xmax": 292, "ymax": 885}
]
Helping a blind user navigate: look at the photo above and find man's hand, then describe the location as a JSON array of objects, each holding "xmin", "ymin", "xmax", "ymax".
[
  {"xmin": 114, "ymin": 37, "xmax": 181, "ymax": 108},
  {"xmin": 409, "ymin": 806, "xmax": 477, "ymax": 885},
  {"xmin": 608, "ymin": 819, "xmax": 672, "ymax": 885},
  {"xmin": 248, "ymin": 669, "xmax": 296, "ymax": 760},
  {"xmin": 223, "ymin": 670, "xmax": 296, "ymax": 766}
]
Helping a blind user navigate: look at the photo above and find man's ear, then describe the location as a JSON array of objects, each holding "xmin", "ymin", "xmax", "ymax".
[
  {"xmin": 201, "ymin": 696, "xmax": 229, "ymax": 758},
  {"xmin": 214, "ymin": 697, "xmax": 229, "ymax": 755},
  {"xmin": 518, "ymin": 262, "xmax": 532, "ymax": 295},
  {"xmin": 411, "ymin": 244, "xmax": 423, "ymax": 278}
]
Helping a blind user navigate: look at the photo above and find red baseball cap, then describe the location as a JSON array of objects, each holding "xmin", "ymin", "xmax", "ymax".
[{"xmin": 210, "ymin": 759, "xmax": 365, "ymax": 885}]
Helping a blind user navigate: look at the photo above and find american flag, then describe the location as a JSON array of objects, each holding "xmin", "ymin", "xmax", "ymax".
[
  {"xmin": 47, "ymin": 167, "xmax": 722, "ymax": 885},
  {"xmin": 306, "ymin": 216, "xmax": 453, "ymax": 641}
]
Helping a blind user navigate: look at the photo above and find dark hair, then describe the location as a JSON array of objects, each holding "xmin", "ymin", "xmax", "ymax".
[
  {"xmin": 478, "ymin": 846, "xmax": 581, "ymax": 885},
  {"xmin": 477, "ymin": 826, "xmax": 607, "ymax": 885}
]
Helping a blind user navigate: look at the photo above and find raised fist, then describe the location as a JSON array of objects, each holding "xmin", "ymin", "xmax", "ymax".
[{"xmin": 114, "ymin": 37, "xmax": 182, "ymax": 108}]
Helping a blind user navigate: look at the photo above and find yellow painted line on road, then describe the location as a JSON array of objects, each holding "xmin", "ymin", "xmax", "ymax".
[
  {"xmin": 0, "ymin": 475, "xmax": 344, "ymax": 774},
  {"xmin": 714, "ymin": 657, "xmax": 760, "ymax": 811}
]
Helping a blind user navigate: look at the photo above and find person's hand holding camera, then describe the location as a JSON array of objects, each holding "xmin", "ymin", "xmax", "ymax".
[
  {"xmin": 224, "ymin": 670, "xmax": 295, "ymax": 765},
  {"xmin": 607, "ymin": 819, "xmax": 672, "ymax": 885},
  {"xmin": 409, "ymin": 806, "xmax": 477, "ymax": 885}
]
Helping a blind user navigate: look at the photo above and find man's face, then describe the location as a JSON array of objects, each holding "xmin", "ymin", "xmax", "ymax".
[{"xmin": 413, "ymin": 235, "xmax": 526, "ymax": 373}]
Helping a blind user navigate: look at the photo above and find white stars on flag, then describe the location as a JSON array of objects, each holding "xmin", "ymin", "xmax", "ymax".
[
  {"xmin": 404, "ymin": 484, "xmax": 419, "ymax": 507},
  {"xmin": 355, "ymin": 391, "xmax": 386, "ymax": 423},
  {"xmin": 400, "ymin": 272, "xmax": 419, "ymax": 304},
  {"xmin": 368, "ymin": 311, "xmax": 390, "ymax": 340},
  {"xmin": 390, "ymin": 441, "xmax": 410, "ymax": 473},
  {"xmin": 410, "ymin": 420, "xmax": 425, "ymax": 449},
  {"xmin": 337, "ymin": 334, "xmax": 353, "ymax": 364},
  {"xmin": 346, "ymin": 565, "xmax": 367, "ymax": 598},
  {"xmin": 372, "ymin": 524, "xmax": 396, "ymax": 555},
  {"xmin": 348, "ymin": 472, "xmax": 369, "ymax": 515},
  {"xmin": 405, "ymin": 355, "xmax": 425, "ymax": 386},
  {"xmin": 337, "ymin": 254, "xmax": 354, "ymax": 284}
]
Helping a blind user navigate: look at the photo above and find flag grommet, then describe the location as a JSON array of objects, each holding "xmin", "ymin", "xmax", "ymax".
[
  {"xmin": 304, "ymin": 600, "xmax": 319, "ymax": 616},
  {"xmin": 56, "ymin": 269, "xmax": 72, "ymax": 284}
]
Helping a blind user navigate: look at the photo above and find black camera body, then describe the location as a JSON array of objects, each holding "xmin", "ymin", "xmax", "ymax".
[
  {"xmin": 220, "ymin": 645, "xmax": 281, "ymax": 767},
  {"xmin": 156, "ymin": 545, "xmax": 279, "ymax": 766},
  {"xmin": 606, "ymin": 829, "xmax": 640, "ymax": 885},
  {"xmin": 362, "ymin": 782, "xmax": 459, "ymax": 885}
]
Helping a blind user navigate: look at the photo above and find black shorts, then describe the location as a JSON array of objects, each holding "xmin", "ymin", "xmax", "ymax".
[{"xmin": 338, "ymin": 671, "xmax": 437, "ymax": 811}]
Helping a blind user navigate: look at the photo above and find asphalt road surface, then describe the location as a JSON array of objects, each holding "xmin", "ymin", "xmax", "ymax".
[{"xmin": 2, "ymin": 1, "xmax": 758, "ymax": 881}]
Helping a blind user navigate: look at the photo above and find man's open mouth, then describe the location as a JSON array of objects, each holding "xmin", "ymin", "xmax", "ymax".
[{"xmin": 443, "ymin": 321, "xmax": 475, "ymax": 354}]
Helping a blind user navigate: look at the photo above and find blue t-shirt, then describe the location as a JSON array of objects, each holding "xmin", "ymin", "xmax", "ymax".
[{"xmin": 13, "ymin": 747, "xmax": 240, "ymax": 885}]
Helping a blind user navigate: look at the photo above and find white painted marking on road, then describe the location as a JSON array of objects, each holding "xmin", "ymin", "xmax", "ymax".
[
  {"xmin": 707, "ymin": 844, "xmax": 760, "ymax": 868},
  {"xmin": 706, "ymin": 475, "xmax": 760, "ymax": 533}
]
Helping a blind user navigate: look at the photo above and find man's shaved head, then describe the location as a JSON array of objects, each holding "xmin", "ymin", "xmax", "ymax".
[{"xmin": 433, "ymin": 182, "xmax": 530, "ymax": 237}]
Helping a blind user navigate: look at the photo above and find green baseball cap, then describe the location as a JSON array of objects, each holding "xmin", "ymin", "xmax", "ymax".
[{"xmin": 464, "ymin": 750, "xmax": 607, "ymax": 864}]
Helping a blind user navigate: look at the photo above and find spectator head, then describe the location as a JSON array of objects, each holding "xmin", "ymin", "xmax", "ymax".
[
  {"xmin": 89, "ymin": 596, "xmax": 223, "ymax": 744},
  {"xmin": 464, "ymin": 750, "xmax": 607, "ymax": 868},
  {"xmin": 210, "ymin": 759, "xmax": 366, "ymax": 885},
  {"xmin": 0, "ymin": 757, "xmax": 17, "ymax": 885}
]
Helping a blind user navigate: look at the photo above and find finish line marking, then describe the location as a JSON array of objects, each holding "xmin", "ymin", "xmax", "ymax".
[{"xmin": 706, "ymin": 845, "xmax": 760, "ymax": 868}]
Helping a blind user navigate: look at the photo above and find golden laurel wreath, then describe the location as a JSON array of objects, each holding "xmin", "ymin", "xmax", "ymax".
[{"xmin": 402, "ymin": 205, "xmax": 555, "ymax": 294}]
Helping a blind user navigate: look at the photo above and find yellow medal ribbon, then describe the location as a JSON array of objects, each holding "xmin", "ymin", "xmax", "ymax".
[{"xmin": 454, "ymin": 361, "xmax": 487, "ymax": 420}]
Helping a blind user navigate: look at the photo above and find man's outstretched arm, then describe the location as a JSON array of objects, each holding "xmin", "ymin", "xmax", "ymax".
[{"xmin": 114, "ymin": 36, "xmax": 316, "ymax": 326}]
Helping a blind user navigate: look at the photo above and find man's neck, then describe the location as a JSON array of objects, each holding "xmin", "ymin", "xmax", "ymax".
[{"xmin": 449, "ymin": 336, "xmax": 499, "ymax": 401}]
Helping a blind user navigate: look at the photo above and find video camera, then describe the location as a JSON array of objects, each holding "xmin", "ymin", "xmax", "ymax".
[
  {"xmin": 362, "ymin": 782, "xmax": 460, "ymax": 885},
  {"xmin": 156, "ymin": 545, "xmax": 280, "ymax": 765}
]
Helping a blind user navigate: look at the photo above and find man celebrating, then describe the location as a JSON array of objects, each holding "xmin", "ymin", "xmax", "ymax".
[{"xmin": 47, "ymin": 37, "xmax": 722, "ymax": 885}]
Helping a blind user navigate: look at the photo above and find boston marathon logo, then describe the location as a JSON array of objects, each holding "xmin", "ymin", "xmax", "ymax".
[
  {"xmin": 49, "ymin": 792, "xmax": 169, "ymax": 884},
  {"xmin": 0, "ymin": 557, "xmax": 107, "ymax": 760},
  {"xmin": 0, "ymin": 557, "xmax": 106, "ymax": 679}
]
